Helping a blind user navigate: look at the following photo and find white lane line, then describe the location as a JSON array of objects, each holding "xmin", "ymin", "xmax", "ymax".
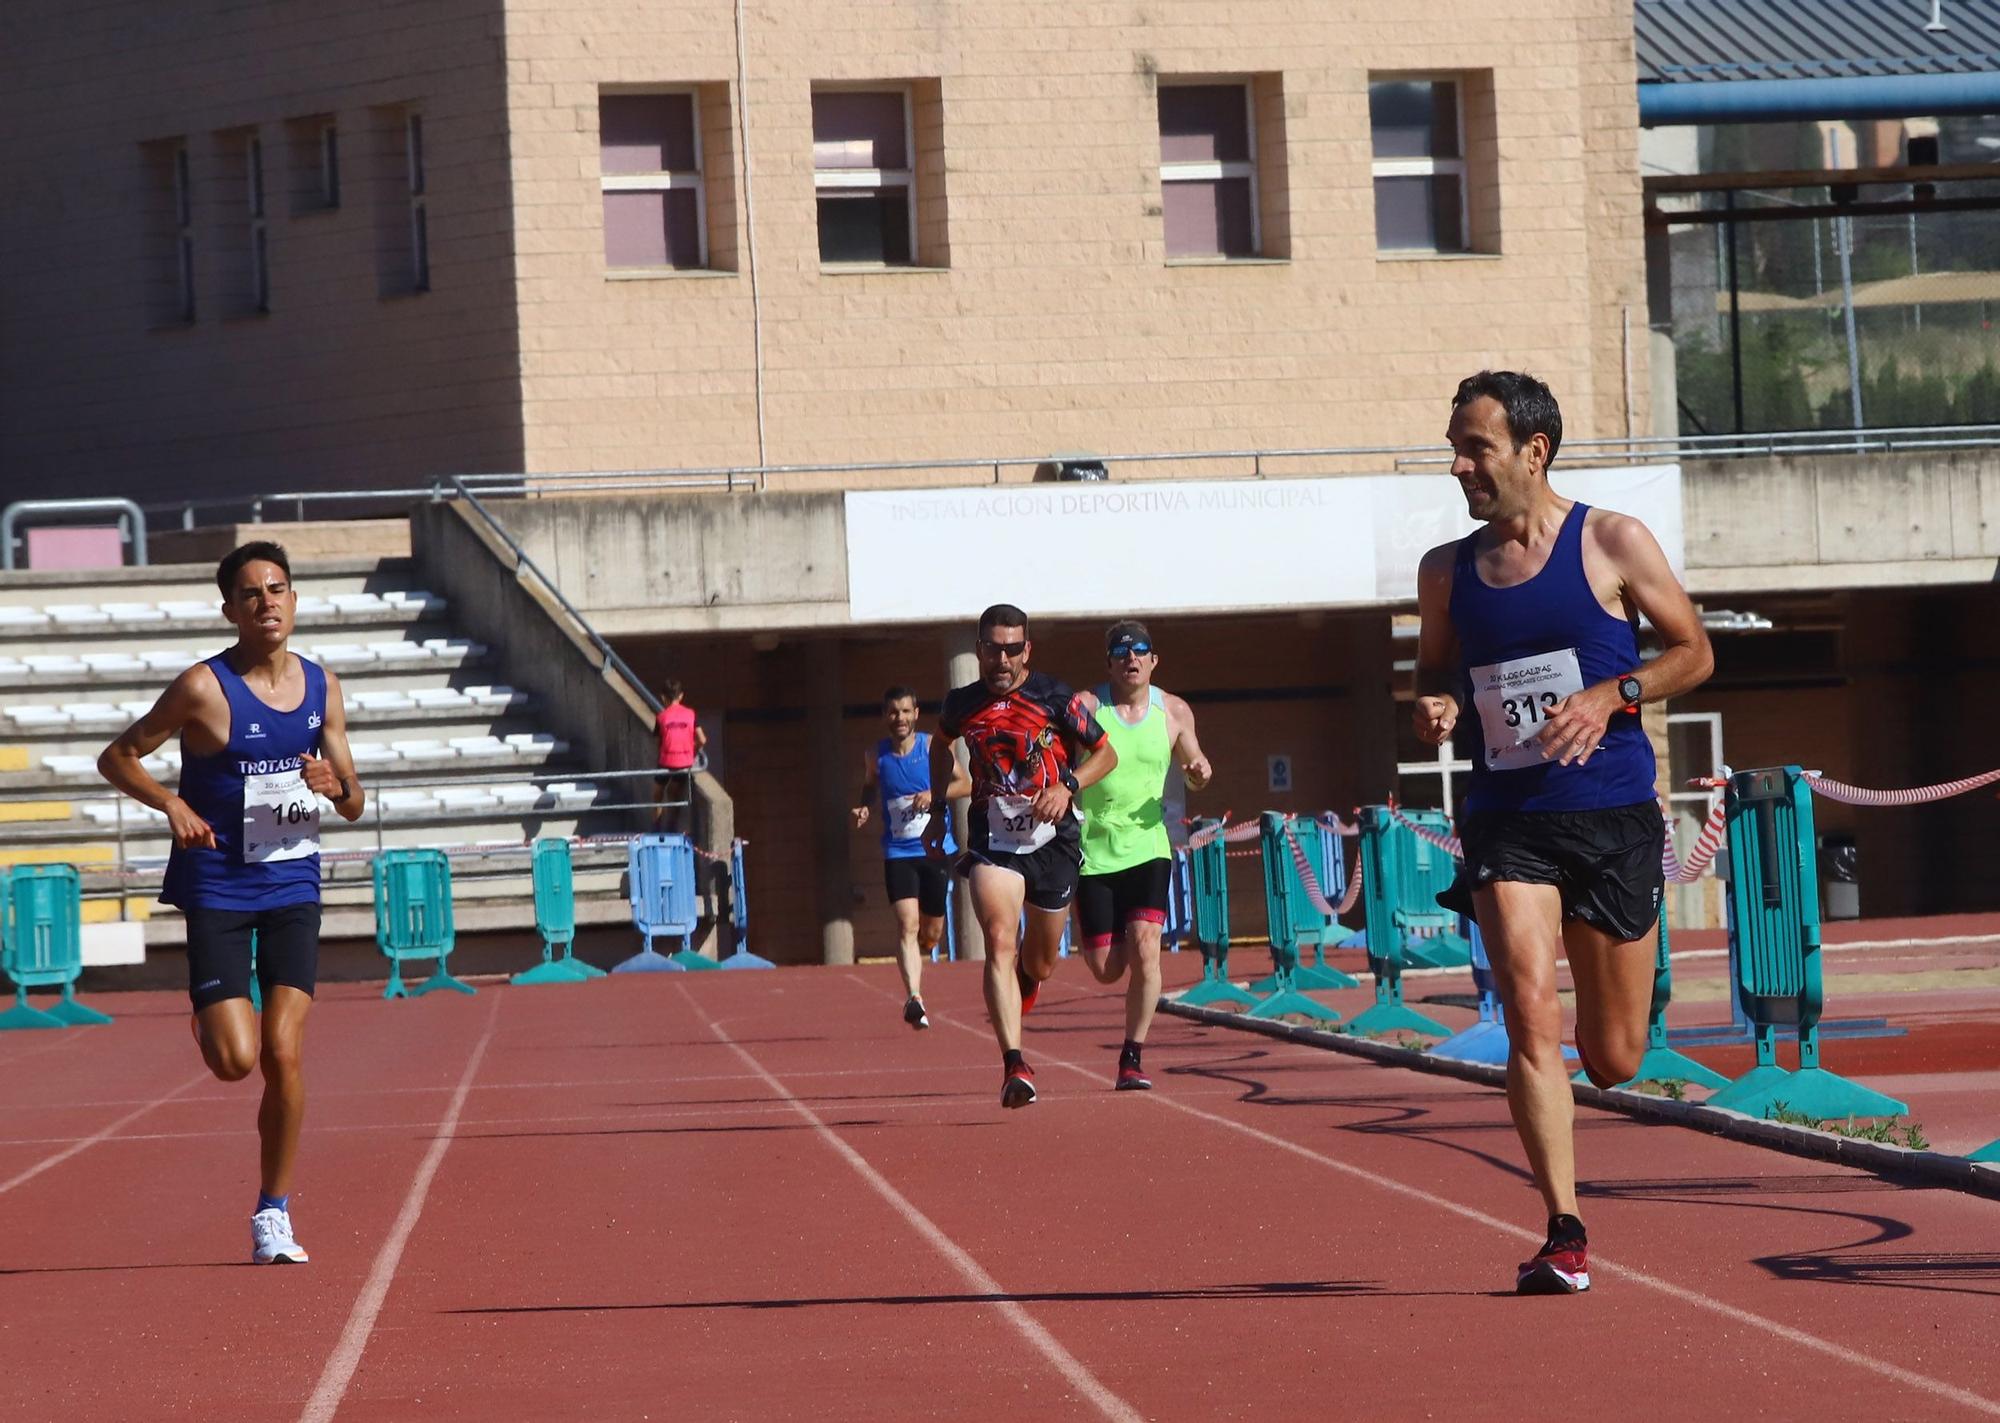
[
  {"xmin": 677, "ymin": 983, "xmax": 1144, "ymax": 1423},
  {"xmin": 856, "ymin": 976, "xmax": 2000, "ymax": 1419},
  {"xmin": 298, "ymin": 995, "xmax": 502, "ymax": 1423},
  {"xmin": 0, "ymin": 1068, "xmax": 212, "ymax": 1197}
]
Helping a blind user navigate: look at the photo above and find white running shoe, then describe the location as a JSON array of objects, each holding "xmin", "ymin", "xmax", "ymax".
[{"xmin": 251, "ymin": 1207, "xmax": 310, "ymax": 1265}]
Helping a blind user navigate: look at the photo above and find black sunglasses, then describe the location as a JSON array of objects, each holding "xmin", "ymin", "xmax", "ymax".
[
  {"xmin": 979, "ymin": 638, "xmax": 1028, "ymax": 658},
  {"xmin": 1107, "ymin": 640, "xmax": 1152, "ymax": 659}
]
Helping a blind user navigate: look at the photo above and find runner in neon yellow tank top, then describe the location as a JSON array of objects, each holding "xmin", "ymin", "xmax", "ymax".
[{"xmin": 1074, "ymin": 620, "xmax": 1213, "ymax": 1091}]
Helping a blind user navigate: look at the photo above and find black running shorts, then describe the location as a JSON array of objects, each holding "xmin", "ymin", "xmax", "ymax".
[
  {"xmin": 957, "ymin": 836, "xmax": 1081, "ymax": 913},
  {"xmin": 183, "ymin": 902, "xmax": 321, "ymax": 1011},
  {"xmin": 1438, "ymin": 801, "xmax": 1665, "ymax": 943},
  {"xmin": 883, "ymin": 856, "xmax": 950, "ymax": 917},
  {"xmin": 1077, "ymin": 858, "xmax": 1173, "ymax": 947}
]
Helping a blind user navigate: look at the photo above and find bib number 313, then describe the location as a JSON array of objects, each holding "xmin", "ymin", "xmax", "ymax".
[
  {"xmin": 243, "ymin": 768, "xmax": 321, "ymax": 863},
  {"xmin": 1470, "ymin": 648, "xmax": 1585, "ymax": 772},
  {"xmin": 987, "ymin": 794, "xmax": 1056, "ymax": 854}
]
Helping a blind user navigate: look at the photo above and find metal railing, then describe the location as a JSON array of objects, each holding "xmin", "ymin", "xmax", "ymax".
[
  {"xmin": 3, "ymin": 498, "xmax": 149, "ymax": 569},
  {"xmin": 446, "ymin": 476, "xmax": 663, "ymax": 720}
]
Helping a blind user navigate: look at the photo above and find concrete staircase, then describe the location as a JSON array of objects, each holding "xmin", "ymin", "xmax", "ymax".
[{"xmin": 0, "ymin": 556, "xmax": 647, "ymax": 957}]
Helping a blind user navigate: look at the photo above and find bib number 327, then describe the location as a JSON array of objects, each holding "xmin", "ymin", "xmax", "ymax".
[
  {"xmin": 243, "ymin": 768, "xmax": 321, "ymax": 863},
  {"xmin": 1469, "ymin": 648, "xmax": 1585, "ymax": 772},
  {"xmin": 987, "ymin": 794, "xmax": 1056, "ymax": 853}
]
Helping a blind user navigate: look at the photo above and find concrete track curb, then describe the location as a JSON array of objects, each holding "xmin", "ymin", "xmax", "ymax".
[{"xmin": 1160, "ymin": 999, "xmax": 2000, "ymax": 1202}]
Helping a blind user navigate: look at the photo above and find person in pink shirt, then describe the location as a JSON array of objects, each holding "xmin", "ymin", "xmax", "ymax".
[{"xmin": 652, "ymin": 679, "xmax": 707, "ymax": 832}]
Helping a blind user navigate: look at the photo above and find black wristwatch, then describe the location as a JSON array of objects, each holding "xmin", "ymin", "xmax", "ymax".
[
  {"xmin": 336, "ymin": 775, "xmax": 352, "ymax": 804},
  {"xmin": 1617, "ymin": 675, "xmax": 1643, "ymax": 708}
]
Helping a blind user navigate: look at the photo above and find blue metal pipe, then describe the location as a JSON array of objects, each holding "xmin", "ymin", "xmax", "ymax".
[{"xmin": 1640, "ymin": 72, "xmax": 2000, "ymax": 126}]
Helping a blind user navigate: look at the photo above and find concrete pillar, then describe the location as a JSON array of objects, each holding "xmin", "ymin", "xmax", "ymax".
[
  {"xmin": 944, "ymin": 641, "xmax": 985, "ymax": 962},
  {"xmin": 809, "ymin": 638, "xmax": 855, "ymax": 966}
]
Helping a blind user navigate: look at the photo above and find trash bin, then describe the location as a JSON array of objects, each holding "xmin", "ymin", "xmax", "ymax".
[
  {"xmin": 1055, "ymin": 457, "xmax": 1109, "ymax": 482},
  {"xmin": 1821, "ymin": 832, "xmax": 1859, "ymax": 920}
]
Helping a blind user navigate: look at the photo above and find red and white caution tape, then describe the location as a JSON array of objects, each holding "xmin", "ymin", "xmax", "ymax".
[
  {"xmin": 1279, "ymin": 822, "xmax": 1362, "ymax": 918},
  {"xmin": 1386, "ymin": 804, "xmax": 1463, "ymax": 860},
  {"xmin": 1186, "ymin": 816, "xmax": 1265, "ymax": 850},
  {"xmin": 1802, "ymin": 767, "xmax": 2000, "ymax": 807},
  {"xmin": 1661, "ymin": 795, "xmax": 1726, "ymax": 885}
]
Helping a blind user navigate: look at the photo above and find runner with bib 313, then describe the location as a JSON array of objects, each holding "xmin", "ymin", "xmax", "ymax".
[
  {"xmin": 98, "ymin": 541, "xmax": 367, "ymax": 1266},
  {"xmin": 1411, "ymin": 372, "xmax": 1712, "ymax": 1297},
  {"xmin": 923, "ymin": 603, "xmax": 1117, "ymax": 1109}
]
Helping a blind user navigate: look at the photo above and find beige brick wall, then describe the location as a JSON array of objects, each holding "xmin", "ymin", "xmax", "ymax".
[
  {"xmin": 0, "ymin": 1, "xmax": 526, "ymax": 506},
  {"xmin": 508, "ymin": 0, "xmax": 1649, "ymax": 475}
]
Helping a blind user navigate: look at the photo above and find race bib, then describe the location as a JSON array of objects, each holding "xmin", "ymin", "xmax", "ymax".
[
  {"xmin": 987, "ymin": 794, "xmax": 1055, "ymax": 853},
  {"xmin": 1470, "ymin": 648, "xmax": 1585, "ymax": 772},
  {"xmin": 243, "ymin": 767, "xmax": 320, "ymax": 863},
  {"xmin": 885, "ymin": 794, "xmax": 930, "ymax": 842}
]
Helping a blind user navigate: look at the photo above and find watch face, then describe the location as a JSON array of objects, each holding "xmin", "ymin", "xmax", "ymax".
[{"xmin": 1620, "ymin": 677, "xmax": 1643, "ymax": 704}]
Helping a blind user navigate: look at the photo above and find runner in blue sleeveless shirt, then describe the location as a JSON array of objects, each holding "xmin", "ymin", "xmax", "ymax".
[
  {"xmin": 1413, "ymin": 372, "xmax": 1712, "ymax": 1297},
  {"xmin": 851, "ymin": 685, "xmax": 966, "ymax": 1030},
  {"xmin": 99, "ymin": 542, "xmax": 367, "ymax": 1266}
]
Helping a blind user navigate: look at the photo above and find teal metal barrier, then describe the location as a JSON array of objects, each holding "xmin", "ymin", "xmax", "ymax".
[
  {"xmin": 1389, "ymin": 810, "xmax": 1472, "ymax": 970},
  {"xmin": 1704, "ymin": 768, "xmax": 1904, "ymax": 1121},
  {"xmin": 1249, "ymin": 815, "xmax": 1358, "ymax": 993},
  {"xmin": 514, "ymin": 838, "xmax": 600, "ymax": 985},
  {"xmin": 0, "ymin": 865, "xmax": 112, "ymax": 1028},
  {"xmin": 1243, "ymin": 813, "xmax": 1341, "ymax": 1024},
  {"xmin": 374, "ymin": 848, "xmax": 474, "ymax": 998},
  {"xmin": 1177, "ymin": 819, "xmax": 1257, "ymax": 1008},
  {"xmin": 1571, "ymin": 903, "xmax": 1729, "ymax": 1091},
  {"xmin": 616, "ymin": 834, "xmax": 713, "ymax": 972},
  {"xmin": 1347, "ymin": 806, "xmax": 1451, "ymax": 1038},
  {"xmin": 717, "ymin": 838, "xmax": 774, "ymax": 969}
]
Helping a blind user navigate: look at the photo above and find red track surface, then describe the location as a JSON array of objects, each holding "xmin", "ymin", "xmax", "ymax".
[{"xmin": 2, "ymin": 961, "xmax": 1996, "ymax": 1421}]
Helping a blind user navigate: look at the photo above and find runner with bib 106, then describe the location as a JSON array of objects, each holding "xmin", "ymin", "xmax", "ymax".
[{"xmin": 1411, "ymin": 371, "xmax": 1713, "ymax": 1298}]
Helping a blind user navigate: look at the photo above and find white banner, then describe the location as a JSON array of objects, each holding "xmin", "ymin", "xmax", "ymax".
[{"xmin": 843, "ymin": 465, "xmax": 1681, "ymax": 623}]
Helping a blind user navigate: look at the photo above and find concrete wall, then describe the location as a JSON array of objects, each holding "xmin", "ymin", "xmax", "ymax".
[{"xmin": 0, "ymin": 0, "xmax": 525, "ymax": 503}]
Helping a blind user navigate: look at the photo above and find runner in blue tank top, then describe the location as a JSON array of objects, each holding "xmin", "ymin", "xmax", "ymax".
[
  {"xmin": 98, "ymin": 542, "xmax": 367, "ymax": 1266},
  {"xmin": 1412, "ymin": 372, "xmax": 1713, "ymax": 1298},
  {"xmin": 851, "ymin": 685, "xmax": 966, "ymax": 1030}
]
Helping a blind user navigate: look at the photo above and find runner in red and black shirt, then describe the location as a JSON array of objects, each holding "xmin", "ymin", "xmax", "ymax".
[{"xmin": 923, "ymin": 603, "xmax": 1117, "ymax": 1109}]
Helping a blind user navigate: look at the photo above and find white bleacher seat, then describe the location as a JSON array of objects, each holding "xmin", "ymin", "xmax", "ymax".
[
  {"xmin": 24, "ymin": 655, "xmax": 88, "ymax": 675},
  {"xmin": 307, "ymin": 644, "xmax": 374, "ymax": 667},
  {"xmin": 383, "ymin": 590, "xmax": 447, "ymax": 613},
  {"xmin": 436, "ymin": 787, "xmax": 500, "ymax": 812},
  {"xmin": 0, "ymin": 659, "xmax": 26, "ymax": 676},
  {"xmin": 65, "ymin": 702, "xmax": 127, "ymax": 727},
  {"xmin": 157, "ymin": 601, "xmax": 219, "ymax": 622},
  {"xmin": 294, "ymin": 595, "xmax": 334, "ymax": 615},
  {"xmin": 7, "ymin": 705, "xmax": 72, "ymax": 726},
  {"xmin": 366, "ymin": 640, "xmax": 430, "ymax": 661},
  {"xmin": 389, "ymin": 739, "xmax": 454, "ymax": 759},
  {"xmin": 42, "ymin": 754, "xmax": 99, "ymax": 775},
  {"xmin": 509, "ymin": 735, "xmax": 569, "ymax": 759},
  {"xmin": 83, "ymin": 654, "xmax": 149, "ymax": 674},
  {"xmin": 378, "ymin": 790, "xmax": 439, "ymax": 818},
  {"xmin": 118, "ymin": 700, "xmax": 153, "ymax": 717},
  {"xmin": 82, "ymin": 803, "xmax": 120, "ymax": 824},
  {"xmin": 448, "ymin": 736, "xmax": 510, "ymax": 759},
  {"xmin": 546, "ymin": 781, "xmax": 598, "ymax": 810},
  {"xmin": 98, "ymin": 602, "xmax": 167, "ymax": 623},
  {"xmin": 350, "ymin": 691, "xmax": 415, "ymax": 711},
  {"xmin": 422, "ymin": 638, "xmax": 486, "ymax": 657},
  {"xmin": 140, "ymin": 650, "xmax": 192, "ymax": 671},
  {"xmin": 328, "ymin": 593, "xmax": 389, "ymax": 613},
  {"xmin": 0, "ymin": 606, "xmax": 51, "ymax": 627},
  {"xmin": 44, "ymin": 603, "xmax": 112, "ymax": 625},
  {"xmin": 462, "ymin": 685, "xmax": 519, "ymax": 707},
  {"xmin": 408, "ymin": 688, "xmax": 467, "ymax": 708},
  {"xmin": 347, "ymin": 743, "xmax": 398, "ymax": 764}
]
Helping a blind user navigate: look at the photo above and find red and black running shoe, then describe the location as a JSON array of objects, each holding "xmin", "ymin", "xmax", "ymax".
[
  {"xmin": 1516, "ymin": 1240, "xmax": 1591, "ymax": 1295},
  {"xmin": 1016, "ymin": 962, "xmax": 1040, "ymax": 1015},
  {"xmin": 1115, "ymin": 1060, "xmax": 1152, "ymax": 1092},
  {"xmin": 1001, "ymin": 1060, "xmax": 1038, "ymax": 1109}
]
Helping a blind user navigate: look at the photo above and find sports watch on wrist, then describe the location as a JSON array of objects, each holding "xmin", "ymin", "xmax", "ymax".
[{"xmin": 1616, "ymin": 675, "xmax": 1643, "ymax": 708}]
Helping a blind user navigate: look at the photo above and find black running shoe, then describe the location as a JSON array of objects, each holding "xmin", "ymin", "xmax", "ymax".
[
  {"xmin": 902, "ymin": 996, "xmax": 930, "ymax": 1031},
  {"xmin": 1001, "ymin": 1061, "xmax": 1037, "ymax": 1109}
]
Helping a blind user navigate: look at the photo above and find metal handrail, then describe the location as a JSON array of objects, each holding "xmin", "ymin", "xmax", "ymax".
[
  {"xmin": 3, "ymin": 498, "xmax": 149, "ymax": 570},
  {"xmin": 447, "ymin": 475, "xmax": 663, "ymax": 719}
]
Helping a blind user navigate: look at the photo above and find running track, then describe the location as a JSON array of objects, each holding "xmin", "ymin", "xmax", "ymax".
[{"xmin": 1, "ymin": 963, "xmax": 1995, "ymax": 1421}]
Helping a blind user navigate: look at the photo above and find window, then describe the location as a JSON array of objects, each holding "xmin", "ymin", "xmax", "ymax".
[
  {"xmin": 1369, "ymin": 78, "xmax": 1468, "ymax": 253},
  {"xmin": 247, "ymin": 133, "xmax": 270, "ymax": 312},
  {"xmin": 1158, "ymin": 82, "xmax": 1259, "ymax": 260},
  {"xmin": 143, "ymin": 140, "xmax": 196, "ymax": 325},
  {"xmin": 287, "ymin": 116, "xmax": 340, "ymax": 214},
  {"xmin": 405, "ymin": 114, "xmax": 429, "ymax": 291},
  {"xmin": 599, "ymin": 92, "xmax": 706, "ymax": 270},
  {"xmin": 813, "ymin": 89, "xmax": 914, "ymax": 266}
]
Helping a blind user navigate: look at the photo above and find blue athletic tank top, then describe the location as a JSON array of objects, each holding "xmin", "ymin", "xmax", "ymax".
[
  {"xmin": 161, "ymin": 653, "xmax": 327, "ymax": 911},
  {"xmin": 1449, "ymin": 503, "xmax": 1655, "ymax": 815},
  {"xmin": 878, "ymin": 732, "xmax": 954, "ymax": 860}
]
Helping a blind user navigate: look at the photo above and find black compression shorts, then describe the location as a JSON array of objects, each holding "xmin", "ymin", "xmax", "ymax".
[
  {"xmin": 883, "ymin": 856, "xmax": 950, "ymax": 917},
  {"xmin": 183, "ymin": 901, "xmax": 321, "ymax": 1011},
  {"xmin": 1437, "ymin": 801, "xmax": 1664, "ymax": 943},
  {"xmin": 956, "ymin": 837, "xmax": 1081, "ymax": 913},
  {"xmin": 1077, "ymin": 858, "xmax": 1173, "ymax": 946}
]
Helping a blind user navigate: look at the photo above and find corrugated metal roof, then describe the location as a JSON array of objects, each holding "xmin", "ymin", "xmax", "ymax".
[{"xmin": 1636, "ymin": 0, "xmax": 2000, "ymax": 83}]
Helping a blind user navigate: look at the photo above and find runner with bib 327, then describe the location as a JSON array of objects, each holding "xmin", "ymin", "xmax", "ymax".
[{"xmin": 1411, "ymin": 371, "xmax": 1713, "ymax": 1297}]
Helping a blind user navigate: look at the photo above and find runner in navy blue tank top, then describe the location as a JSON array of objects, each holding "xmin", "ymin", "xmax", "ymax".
[
  {"xmin": 851, "ymin": 684, "xmax": 967, "ymax": 1030},
  {"xmin": 1412, "ymin": 372, "xmax": 1713, "ymax": 1297},
  {"xmin": 99, "ymin": 542, "xmax": 367, "ymax": 1266}
]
